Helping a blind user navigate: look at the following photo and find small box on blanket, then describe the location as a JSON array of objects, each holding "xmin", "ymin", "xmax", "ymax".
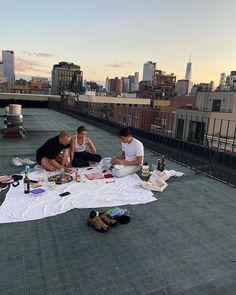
[{"xmin": 85, "ymin": 173, "xmax": 104, "ymax": 180}]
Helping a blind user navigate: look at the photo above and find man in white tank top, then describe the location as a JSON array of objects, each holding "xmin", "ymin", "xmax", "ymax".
[{"xmin": 70, "ymin": 126, "xmax": 102, "ymax": 167}]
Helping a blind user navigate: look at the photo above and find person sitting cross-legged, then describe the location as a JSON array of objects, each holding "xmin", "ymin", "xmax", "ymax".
[
  {"xmin": 36, "ymin": 130, "xmax": 72, "ymax": 172},
  {"xmin": 107, "ymin": 127, "xmax": 144, "ymax": 178},
  {"xmin": 70, "ymin": 126, "xmax": 102, "ymax": 167}
]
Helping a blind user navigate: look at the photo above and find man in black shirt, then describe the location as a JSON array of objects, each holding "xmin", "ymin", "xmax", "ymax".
[{"xmin": 36, "ymin": 130, "xmax": 72, "ymax": 172}]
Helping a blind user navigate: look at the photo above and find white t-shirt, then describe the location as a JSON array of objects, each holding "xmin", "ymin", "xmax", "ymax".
[{"xmin": 122, "ymin": 138, "xmax": 144, "ymax": 162}]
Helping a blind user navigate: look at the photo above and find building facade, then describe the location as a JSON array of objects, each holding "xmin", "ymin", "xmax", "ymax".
[
  {"xmin": 0, "ymin": 61, "xmax": 4, "ymax": 77},
  {"xmin": 51, "ymin": 62, "xmax": 83, "ymax": 95},
  {"xmin": 174, "ymin": 91, "xmax": 236, "ymax": 151},
  {"xmin": 175, "ymin": 79, "xmax": 189, "ymax": 96},
  {"xmin": 143, "ymin": 61, "xmax": 156, "ymax": 83}
]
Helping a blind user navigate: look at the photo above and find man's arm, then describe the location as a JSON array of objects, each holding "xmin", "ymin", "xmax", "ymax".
[
  {"xmin": 61, "ymin": 149, "xmax": 69, "ymax": 167},
  {"xmin": 111, "ymin": 151, "xmax": 125, "ymax": 164},
  {"xmin": 116, "ymin": 155, "xmax": 143, "ymax": 166},
  {"xmin": 69, "ymin": 137, "xmax": 74, "ymax": 165}
]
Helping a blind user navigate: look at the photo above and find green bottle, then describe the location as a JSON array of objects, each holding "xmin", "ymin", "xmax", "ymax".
[{"xmin": 24, "ymin": 171, "xmax": 30, "ymax": 194}]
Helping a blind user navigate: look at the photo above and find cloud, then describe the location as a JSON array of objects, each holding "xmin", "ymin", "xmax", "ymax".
[
  {"xmin": 34, "ymin": 52, "xmax": 53, "ymax": 57},
  {"xmin": 22, "ymin": 51, "xmax": 32, "ymax": 56},
  {"xmin": 15, "ymin": 57, "xmax": 45, "ymax": 72},
  {"xmin": 21, "ymin": 51, "xmax": 53, "ymax": 58},
  {"xmin": 106, "ymin": 63, "xmax": 123, "ymax": 68}
]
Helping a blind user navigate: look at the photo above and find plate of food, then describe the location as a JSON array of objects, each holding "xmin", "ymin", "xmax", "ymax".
[{"xmin": 48, "ymin": 174, "xmax": 73, "ymax": 185}]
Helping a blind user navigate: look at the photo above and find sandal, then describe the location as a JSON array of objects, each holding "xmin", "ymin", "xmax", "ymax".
[
  {"xmin": 87, "ymin": 215, "xmax": 109, "ymax": 233},
  {"xmin": 99, "ymin": 213, "xmax": 118, "ymax": 227}
]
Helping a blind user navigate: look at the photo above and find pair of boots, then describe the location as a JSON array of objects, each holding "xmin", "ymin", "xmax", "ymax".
[{"xmin": 87, "ymin": 208, "xmax": 131, "ymax": 233}]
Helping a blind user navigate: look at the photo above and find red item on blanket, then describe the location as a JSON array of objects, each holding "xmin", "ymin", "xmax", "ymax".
[{"xmin": 104, "ymin": 173, "xmax": 114, "ymax": 179}]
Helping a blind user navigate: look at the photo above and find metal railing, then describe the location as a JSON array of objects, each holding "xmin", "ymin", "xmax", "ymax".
[{"xmin": 49, "ymin": 98, "xmax": 236, "ymax": 187}]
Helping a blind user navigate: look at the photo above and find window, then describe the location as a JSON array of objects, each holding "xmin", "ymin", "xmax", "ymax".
[
  {"xmin": 188, "ymin": 121, "xmax": 205, "ymax": 144},
  {"xmin": 212, "ymin": 99, "xmax": 221, "ymax": 112}
]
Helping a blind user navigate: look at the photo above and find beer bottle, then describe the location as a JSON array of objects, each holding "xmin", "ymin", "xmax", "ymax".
[{"xmin": 157, "ymin": 159, "xmax": 161, "ymax": 171}]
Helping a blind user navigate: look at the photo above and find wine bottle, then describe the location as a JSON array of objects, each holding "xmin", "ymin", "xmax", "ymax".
[
  {"xmin": 160, "ymin": 156, "xmax": 165, "ymax": 172},
  {"xmin": 24, "ymin": 171, "xmax": 30, "ymax": 194}
]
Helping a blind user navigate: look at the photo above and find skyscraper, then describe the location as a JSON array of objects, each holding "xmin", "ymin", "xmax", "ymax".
[
  {"xmin": 121, "ymin": 77, "xmax": 130, "ymax": 93},
  {"xmin": 143, "ymin": 61, "xmax": 156, "ymax": 83},
  {"xmin": 185, "ymin": 54, "xmax": 192, "ymax": 82},
  {"xmin": 134, "ymin": 72, "xmax": 139, "ymax": 91},
  {"xmin": 105, "ymin": 77, "xmax": 109, "ymax": 91},
  {"xmin": 2, "ymin": 50, "xmax": 15, "ymax": 83},
  {"xmin": 219, "ymin": 73, "xmax": 226, "ymax": 86}
]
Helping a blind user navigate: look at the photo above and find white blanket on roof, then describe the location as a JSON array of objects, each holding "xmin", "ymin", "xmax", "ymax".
[{"xmin": 0, "ymin": 167, "xmax": 156, "ymax": 223}]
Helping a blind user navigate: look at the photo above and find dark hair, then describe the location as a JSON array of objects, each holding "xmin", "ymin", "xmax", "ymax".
[
  {"xmin": 77, "ymin": 126, "xmax": 88, "ymax": 134},
  {"xmin": 119, "ymin": 127, "xmax": 131, "ymax": 137}
]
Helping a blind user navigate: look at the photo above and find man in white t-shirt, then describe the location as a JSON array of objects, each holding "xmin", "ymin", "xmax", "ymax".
[{"xmin": 109, "ymin": 127, "xmax": 144, "ymax": 178}]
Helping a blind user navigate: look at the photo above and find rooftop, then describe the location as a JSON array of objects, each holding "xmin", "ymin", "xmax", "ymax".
[{"xmin": 0, "ymin": 108, "xmax": 235, "ymax": 295}]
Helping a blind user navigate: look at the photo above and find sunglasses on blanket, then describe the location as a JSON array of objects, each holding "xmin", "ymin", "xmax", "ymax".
[{"xmin": 11, "ymin": 175, "xmax": 23, "ymax": 187}]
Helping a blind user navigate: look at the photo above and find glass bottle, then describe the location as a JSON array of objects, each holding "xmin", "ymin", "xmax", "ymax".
[
  {"xmin": 24, "ymin": 170, "xmax": 30, "ymax": 194},
  {"xmin": 142, "ymin": 162, "xmax": 149, "ymax": 181},
  {"xmin": 75, "ymin": 169, "xmax": 81, "ymax": 182},
  {"xmin": 160, "ymin": 156, "xmax": 165, "ymax": 172}
]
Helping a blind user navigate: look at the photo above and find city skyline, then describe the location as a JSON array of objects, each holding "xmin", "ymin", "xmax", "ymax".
[{"xmin": 1, "ymin": 0, "xmax": 236, "ymax": 85}]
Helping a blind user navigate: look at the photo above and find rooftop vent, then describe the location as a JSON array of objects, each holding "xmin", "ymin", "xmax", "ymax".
[{"xmin": 3, "ymin": 104, "xmax": 25, "ymax": 138}]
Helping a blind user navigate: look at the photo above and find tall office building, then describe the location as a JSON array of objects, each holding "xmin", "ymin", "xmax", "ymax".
[
  {"xmin": 51, "ymin": 62, "xmax": 83, "ymax": 95},
  {"xmin": 219, "ymin": 73, "xmax": 226, "ymax": 87},
  {"xmin": 105, "ymin": 77, "xmax": 109, "ymax": 91},
  {"xmin": 2, "ymin": 50, "xmax": 15, "ymax": 83},
  {"xmin": 121, "ymin": 77, "xmax": 130, "ymax": 93},
  {"xmin": 185, "ymin": 54, "xmax": 192, "ymax": 82},
  {"xmin": 134, "ymin": 72, "xmax": 139, "ymax": 91},
  {"xmin": 143, "ymin": 61, "xmax": 156, "ymax": 83}
]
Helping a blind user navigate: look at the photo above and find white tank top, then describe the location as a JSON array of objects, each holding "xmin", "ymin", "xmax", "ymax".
[{"xmin": 74, "ymin": 136, "xmax": 86, "ymax": 152}]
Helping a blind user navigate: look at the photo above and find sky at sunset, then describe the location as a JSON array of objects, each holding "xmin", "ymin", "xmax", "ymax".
[{"xmin": 1, "ymin": 0, "xmax": 236, "ymax": 86}]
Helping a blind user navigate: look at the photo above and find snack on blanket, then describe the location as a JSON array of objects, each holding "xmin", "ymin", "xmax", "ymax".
[
  {"xmin": 48, "ymin": 174, "xmax": 73, "ymax": 184},
  {"xmin": 31, "ymin": 182, "xmax": 43, "ymax": 188}
]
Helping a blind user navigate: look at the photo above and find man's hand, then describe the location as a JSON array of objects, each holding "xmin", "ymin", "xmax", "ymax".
[
  {"xmin": 65, "ymin": 167, "xmax": 74, "ymax": 173},
  {"xmin": 116, "ymin": 159, "xmax": 126, "ymax": 166},
  {"xmin": 111, "ymin": 159, "xmax": 126, "ymax": 166},
  {"xmin": 110, "ymin": 157, "xmax": 117, "ymax": 165}
]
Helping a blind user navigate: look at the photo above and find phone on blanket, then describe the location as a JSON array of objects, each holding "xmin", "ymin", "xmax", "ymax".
[{"xmin": 59, "ymin": 191, "xmax": 71, "ymax": 197}]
